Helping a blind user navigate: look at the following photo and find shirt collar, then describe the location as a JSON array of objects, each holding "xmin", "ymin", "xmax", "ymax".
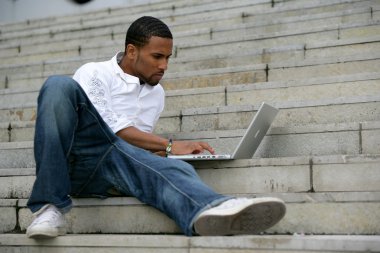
[
  {"xmin": 111, "ymin": 52, "xmax": 158, "ymax": 96},
  {"xmin": 112, "ymin": 52, "xmax": 141, "ymax": 85}
]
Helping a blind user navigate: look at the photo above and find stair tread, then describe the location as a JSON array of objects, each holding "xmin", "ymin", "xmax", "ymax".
[
  {"xmin": 0, "ymin": 0, "xmax": 373, "ymax": 39},
  {"xmin": 1, "ymin": 234, "xmax": 380, "ymax": 251}
]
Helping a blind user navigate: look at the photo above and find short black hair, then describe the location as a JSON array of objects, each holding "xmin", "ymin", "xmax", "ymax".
[{"xmin": 125, "ymin": 16, "xmax": 173, "ymax": 48}]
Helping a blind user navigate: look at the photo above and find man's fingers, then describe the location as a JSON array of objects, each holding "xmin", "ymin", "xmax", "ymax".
[
  {"xmin": 198, "ymin": 142, "xmax": 215, "ymax": 154},
  {"xmin": 171, "ymin": 140, "xmax": 215, "ymax": 155}
]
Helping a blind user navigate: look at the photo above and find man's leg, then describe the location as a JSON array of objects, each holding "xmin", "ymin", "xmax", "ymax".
[
  {"xmin": 81, "ymin": 139, "xmax": 285, "ymax": 236},
  {"xmin": 97, "ymin": 141, "xmax": 231, "ymax": 236},
  {"xmin": 27, "ymin": 75, "xmax": 116, "ymax": 238}
]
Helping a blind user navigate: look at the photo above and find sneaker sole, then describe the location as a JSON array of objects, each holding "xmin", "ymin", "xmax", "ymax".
[
  {"xmin": 194, "ymin": 197, "xmax": 286, "ymax": 236},
  {"xmin": 27, "ymin": 227, "xmax": 66, "ymax": 239}
]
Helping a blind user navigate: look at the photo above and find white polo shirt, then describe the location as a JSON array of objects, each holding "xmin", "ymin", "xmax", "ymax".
[{"xmin": 73, "ymin": 52, "xmax": 165, "ymax": 133}]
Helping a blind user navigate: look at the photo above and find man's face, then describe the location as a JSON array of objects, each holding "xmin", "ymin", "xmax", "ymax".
[{"xmin": 129, "ymin": 36, "xmax": 173, "ymax": 86}]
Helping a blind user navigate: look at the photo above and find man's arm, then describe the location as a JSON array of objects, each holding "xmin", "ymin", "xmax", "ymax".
[{"xmin": 116, "ymin": 126, "xmax": 215, "ymax": 156}]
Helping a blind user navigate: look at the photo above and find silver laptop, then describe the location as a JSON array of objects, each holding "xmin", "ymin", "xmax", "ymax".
[{"xmin": 168, "ymin": 102, "xmax": 279, "ymax": 161}]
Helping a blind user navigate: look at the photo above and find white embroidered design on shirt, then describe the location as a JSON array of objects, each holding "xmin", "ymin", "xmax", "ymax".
[{"xmin": 88, "ymin": 71, "xmax": 118, "ymax": 124}]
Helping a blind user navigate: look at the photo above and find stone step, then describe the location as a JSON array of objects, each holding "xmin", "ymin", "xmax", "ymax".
[
  {"xmin": 225, "ymin": 72, "xmax": 380, "ymax": 108},
  {"xmin": 167, "ymin": 0, "xmax": 378, "ymax": 33},
  {"xmin": 2, "ymin": 104, "xmax": 379, "ymax": 160},
  {"xmin": 1, "ymin": 0, "xmax": 374, "ymax": 57},
  {"xmin": 1, "ymin": 117, "xmax": 379, "ymax": 167},
  {"xmin": 1, "ymin": 234, "xmax": 379, "ymax": 253},
  {"xmin": 0, "ymin": 0, "xmax": 226, "ymax": 37},
  {"xmin": 170, "ymin": 36, "xmax": 380, "ymax": 73},
  {"xmin": 1, "ymin": 95, "xmax": 379, "ymax": 140},
  {"xmin": 174, "ymin": 7, "xmax": 373, "ymax": 44},
  {"xmin": 101, "ymin": 0, "xmax": 378, "ymax": 34},
  {"xmin": 1, "ymin": 43, "xmax": 378, "ymax": 91},
  {"xmin": 1, "ymin": 154, "xmax": 379, "ymax": 198},
  {"xmin": 1, "ymin": 156, "xmax": 313, "ymax": 199},
  {"xmin": 2, "ymin": 91, "xmax": 379, "ymax": 127},
  {"xmin": 0, "ymin": 191, "xmax": 379, "ymax": 235},
  {"xmin": 160, "ymin": 98, "xmax": 380, "ymax": 132},
  {"xmin": 0, "ymin": 35, "xmax": 360, "ymax": 82},
  {"xmin": 2, "ymin": 34, "xmax": 379, "ymax": 90},
  {"xmin": 0, "ymin": 2, "xmax": 375, "ymax": 60},
  {"xmin": 0, "ymin": 0, "xmax": 371, "ymax": 43},
  {"xmin": 0, "ymin": 13, "xmax": 377, "ymax": 70},
  {"xmin": 164, "ymin": 53, "xmax": 380, "ymax": 90},
  {"xmin": 0, "ymin": 0, "xmax": 263, "ymax": 35},
  {"xmin": 0, "ymin": 97, "xmax": 380, "ymax": 145},
  {"xmin": 0, "ymin": 0, "xmax": 187, "ymax": 33},
  {"xmin": 175, "ymin": 20, "xmax": 380, "ymax": 58},
  {"xmin": 0, "ymin": 1, "xmax": 267, "ymax": 47},
  {"xmin": 1, "ymin": 72, "xmax": 378, "ymax": 120},
  {"xmin": 2, "ymin": 72, "xmax": 379, "ymax": 123},
  {"xmin": 268, "ymin": 54, "xmax": 380, "ymax": 81},
  {"xmin": 0, "ymin": 21, "xmax": 378, "ymax": 81},
  {"xmin": 2, "ymin": 1, "xmax": 262, "ymax": 47},
  {"xmin": 2, "ymin": 152, "xmax": 379, "ymax": 236}
]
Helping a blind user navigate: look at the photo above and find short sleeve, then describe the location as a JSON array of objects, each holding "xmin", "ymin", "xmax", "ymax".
[{"xmin": 73, "ymin": 64, "xmax": 136, "ymax": 132}]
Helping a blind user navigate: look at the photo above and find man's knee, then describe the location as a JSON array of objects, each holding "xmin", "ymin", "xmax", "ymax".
[{"xmin": 40, "ymin": 75, "xmax": 80, "ymax": 99}]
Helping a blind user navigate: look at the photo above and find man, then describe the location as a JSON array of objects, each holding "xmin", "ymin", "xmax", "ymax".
[{"xmin": 26, "ymin": 16, "xmax": 286, "ymax": 238}]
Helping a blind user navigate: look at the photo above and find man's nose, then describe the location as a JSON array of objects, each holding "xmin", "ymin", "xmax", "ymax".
[{"xmin": 159, "ymin": 59, "xmax": 169, "ymax": 71}]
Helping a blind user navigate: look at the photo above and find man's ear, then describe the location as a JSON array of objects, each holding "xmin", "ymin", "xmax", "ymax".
[{"xmin": 126, "ymin": 44, "xmax": 137, "ymax": 59}]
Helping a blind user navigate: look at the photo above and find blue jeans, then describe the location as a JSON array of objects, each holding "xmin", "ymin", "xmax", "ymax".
[{"xmin": 27, "ymin": 76, "xmax": 230, "ymax": 236}]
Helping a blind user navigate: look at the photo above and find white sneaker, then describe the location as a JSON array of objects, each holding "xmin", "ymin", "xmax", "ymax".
[
  {"xmin": 194, "ymin": 197, "xmax": 286, "ymax": 236},
  {"xmin": 26, "ymin": 204, "xmax": 67, "ymax": 239}
]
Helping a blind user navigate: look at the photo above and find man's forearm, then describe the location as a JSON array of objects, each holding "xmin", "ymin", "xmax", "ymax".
[
  {"xmin": 117, "ymin": 126, "xmax": 215, "ymax": 156},
  {"xmin": 116, "ymin": 126, "xmax": 168, "ymax": 152}
]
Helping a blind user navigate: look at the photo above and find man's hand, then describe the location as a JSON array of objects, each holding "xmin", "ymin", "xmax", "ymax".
[{"xmin": 171, "ymin": 140, "xmax": 215, "ymax": 155}]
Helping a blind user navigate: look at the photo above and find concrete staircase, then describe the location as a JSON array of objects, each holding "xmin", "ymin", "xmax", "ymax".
[{"xmin": 1, "ymin": 0, "xmax": 380, "ymax": 251}]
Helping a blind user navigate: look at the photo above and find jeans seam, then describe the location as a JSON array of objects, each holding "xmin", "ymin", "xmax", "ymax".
[
  {"xmin": 79, "ymin": 102, "xmax": 116, "ymax": 144},
  {"xmin": 73, "ymin": 144, "xmax": 115, "ymax": 196},
  {"xmin": 65, "ymin": 112, "xmax": 78, "ymax": 159},
  {"xmin": 68, "ymin": 99, "xmax": 116, "ymax": 161},
  {"xmin": 114, "ymin": 144, "xmax": 202, "ymax": 208},
  {"xmin": 108, "ymin": 161, "xmax": 127, "ymax": 194}
]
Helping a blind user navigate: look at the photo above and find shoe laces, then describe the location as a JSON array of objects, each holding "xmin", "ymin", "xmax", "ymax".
[{"xmin": 31, "ymin": 205, "xmax": 63, "ymax": 225}]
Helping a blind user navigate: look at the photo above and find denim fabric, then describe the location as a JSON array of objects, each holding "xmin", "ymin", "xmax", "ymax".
[{"xmin": 27, "ymin": 75, "xmax": 230, "ymax": 235}]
